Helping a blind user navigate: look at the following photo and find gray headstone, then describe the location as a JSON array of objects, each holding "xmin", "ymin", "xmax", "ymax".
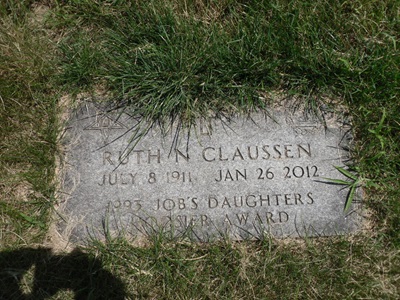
[{"xmin": 57, "ymin": 100, "xmax": 362, "ymax": 244}]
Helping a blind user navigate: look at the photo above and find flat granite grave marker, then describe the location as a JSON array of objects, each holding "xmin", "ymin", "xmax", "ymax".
[{"xmin": 57, "ymin": 100, "xmax": 362, "ymax": 243}]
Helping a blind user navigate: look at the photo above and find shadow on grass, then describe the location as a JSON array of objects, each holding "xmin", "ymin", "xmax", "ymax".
[{"xmin": 0, "ymin": 247, "xmax": 125, "ymax": 300}]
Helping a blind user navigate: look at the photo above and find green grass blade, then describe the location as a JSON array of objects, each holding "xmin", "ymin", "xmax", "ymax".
[
  {"xmin": 334, "ymin": 166, "xmax": 358, "ymax": 180},
  {"xmin": 321, "ymin": 177, "xmax": 350, "ymax": 185},
  {"xmin": 18, "ymin": 212, "xmax": 46, "ymax": 229},
  {"xmin": 344, "ymin": 184, "xmax": 357, "ymax": 213}
]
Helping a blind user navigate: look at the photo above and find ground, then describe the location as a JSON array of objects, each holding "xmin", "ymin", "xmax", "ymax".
[{"xmin": 0, "ymin": 1, "xmax": 399, "ymax": 299}]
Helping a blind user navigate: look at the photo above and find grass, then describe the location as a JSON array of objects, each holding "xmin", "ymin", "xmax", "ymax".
[
  {"xmin": 54, "ymin": 1, "xmax": 399, "ymax": 119},
  {"xmin": 0, "ymin": 0, "xmax": 399, "ymax": 299},
  {"xmin": 0, "ymin": 0, "xmax": 58, "ymax": 245}
]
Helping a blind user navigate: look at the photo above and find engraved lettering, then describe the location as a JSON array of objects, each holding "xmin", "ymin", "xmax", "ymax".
[
  {"xmin": 129, "ymin": 173, "xmax": 136, "ymax": 184},
  {"xmin": 236, "ymin": 169, "xmax": 247, "ymax": 180},
  {"xmin": 121, "ymin": 173, "xmax": 129, "ymax": 185},
  {"xmin": 224, "ymin": 214, "xmax": 233, "ymax": 225},
  {"xmin": 224, "ymin": 170, "xmax": 234, "ymax": 181},
  {"xmin": 218, "ymin": 147, "xmax": 228, "ymax": 161},
  {"xmin": 202, "ymin": 144, "xmax": 313, "ymax": 162},
  {"xmin": 109, "ymin": 173, "xmax": 117, "ymax": 185},
  {"xmin": 176, "ymin": 215, "xmax": 186, "ymax": 227},
  {"xmin": 284, "ymin": 166, "xmax": 291, "ymax": 178},
  {"xmin": 216, "ymin": 169, "xmax": 247, "ymax": 182},
  {"xmin": 284, "ymin": 194, "xmax": 293, "ymax": 205},
  {"xmin": 293, "ymin": 166, "xmax": 305, "ymax": 178},
  {"xmin": 175, "ymin": 149, "xmax": 189, "ymax": 162},
  {"xmin": 246, "ymin": 195, "xmax": 256, "ymax": 207},
  {"xmin": 284, "ymin": 144, "xmax": 294, "ymax": 158},
  {"xmin": 148, "ymin": 172, "xmax": 156, "ymax": 184},
  {"xmin": 191, "ymin": 197, "xmax": 198, "ymax": 209},
  {"xmin": 259, "ymin": 194, "xmax": 271, "ymax": 206},
  {"xmin": 262, "ymin": 145, "xmax": 271, "ymax": 159},
  {"xmin": 273, "ymin": 145, "xmax": 282, "ymax": 158},
  {"xmin": 279, "ymin": 211, "xmax": 289, "ymax": 223},
  {"xmin": 236, "ymin": 213, "xmax": 249, "ymax": 225},
  {"xmin": 307, "ymin": 192, "xmax": 314, "ymax": 204},
  {"xmin": 206, "ymin": 193, "xmax": 313, "ymax": 209},
  {"xmin": 178, "ymin": 198, "xmax": 186, "ymax": 209},
  {"xmin": 166, "ymin": 171, "xmax": 192, "ymax": 183},
  {"xmin": 298, "ymin": 143, "xmax": 311, "ymax": 157},
  {"xmin": 132, "ymin": 150, "xmax": 144, "ymax": 164},
  {"xmin": 99, "ymin": 172, "xmax": 136, "ymax": 186},
  {"xmin": 208, "ymin": 196, "xmax": 218, "ymax": 208},
  {"xmin": 266, "ymin": 212, "xmax": 274, "ymax": 223},
  {"xmin": 257, "ymin": 211, "xmax": 291, "ymax": 224},
  {"xmin": 98, "ymin": 174, "xmax": 106, "ymax": 186},
  {"xmin": 103, "ymin": 151, "xmax": 114, "ymax": 165},
  {"xmin": 154, "ymin": 197, "xmax": 199, "ymax": 211},
  {"xmin": 66, "ymin": 102, "xmax": 352, "ymax": 243},
  {"xmin": 163, "ymin": 199, "xmax": 175, "ymax": 211},
  {"xmin": 110, "ymin": 199, "xmax": 141, "ymax": 211},
  {"xmin": 200, "ymin": 215, "xmax": 209, "ymax": 226},
  {"xmin": 247, "ymin": 146, "xmax": 259, "ymax": 160},
  {"xmin": 148, "ymin": 149, "xmax": 161, "ymax": 164},
  {"xmin": 274, "ymin": 194, "xmax": 282, "ymax": 206},
  {"xmin": 234, "ymin": 196, "xmax": 243, "ymax": 207},
  {"xmin": 221, "ymin": 197, "xmax": 231, "ymax": 208},
  {"xmin": 257, "ymin": 167, "xmax": 274, "ymax": 180},
  {"xmin": 118, "ymin": 151, "xmax": 129, "ymax": 164},
  {"xmin": 215, "ymin": 170, "xmax": 222, "ymax": 182},
  {"xmin": 294, "ymin": 193, "xmax": 303, "ymax": 205},
  {"xmin": 188, "ymin": 215, "xmax": 198, "ymax": 226},
  {"xmin": 311, "ymin": 166, "xmax": 319, "ymax": 177},
  {"xmin": 133, "ymin": 200, "xmax": 142, "ymax": 211},
  {"xmin": 232, "ymin": 147, "xmax": 244, "ymax": 160},
  {"xmin": 202, "ymin": 147, "xmax": 215, "ymax": 162}
]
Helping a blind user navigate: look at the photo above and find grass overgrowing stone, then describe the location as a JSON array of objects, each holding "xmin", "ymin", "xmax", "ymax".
[{"xmin": 0, "ymin": 0, "xmax": 399, "ymax": 299}]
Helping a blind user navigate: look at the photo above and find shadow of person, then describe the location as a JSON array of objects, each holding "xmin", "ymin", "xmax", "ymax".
[{"xmin": 0, "ymin": 247, "xmax": 126, "ymax": 300}]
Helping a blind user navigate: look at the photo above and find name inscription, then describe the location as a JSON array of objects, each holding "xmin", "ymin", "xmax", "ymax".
[{"xmin": 59, "ymin": 102, "xmax": 361, "ymax": 243}]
